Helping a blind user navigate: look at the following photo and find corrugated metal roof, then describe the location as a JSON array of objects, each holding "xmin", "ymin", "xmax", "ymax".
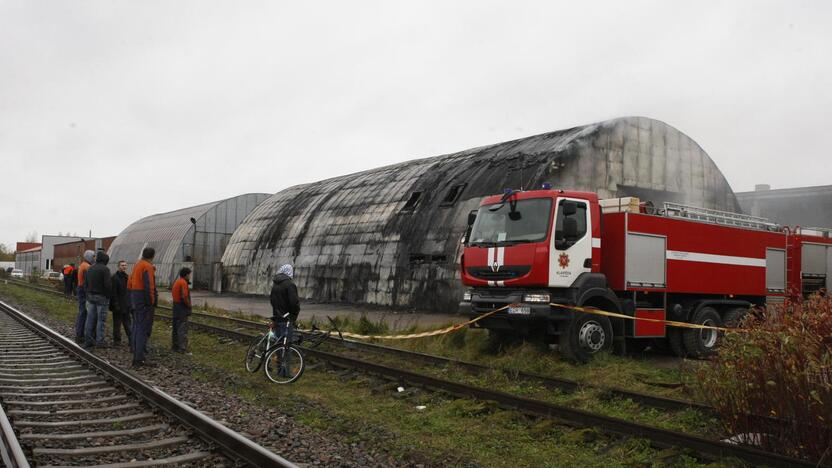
[{"xmin": 221, "ymin": 117, "xmax": 742, "ymax": 311}]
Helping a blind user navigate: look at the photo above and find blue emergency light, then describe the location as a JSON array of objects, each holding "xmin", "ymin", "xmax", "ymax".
[{"xmin": 541, "ymin": 183, "xmax": 552, "ymax": 189}]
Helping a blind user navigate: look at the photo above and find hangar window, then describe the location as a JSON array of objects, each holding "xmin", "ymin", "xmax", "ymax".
[
  {"xmin": 440, "ymin": 184, "xmax": 467, "ymax": 207},
  {"xmin": 401, "ymin": 191, "xmax": 423, "ymax": 212}
]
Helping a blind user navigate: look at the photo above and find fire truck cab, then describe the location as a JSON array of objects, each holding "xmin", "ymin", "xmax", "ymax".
[{"xmin": 459, "ymin": 187, "xmax": 795, "ymax": 362}]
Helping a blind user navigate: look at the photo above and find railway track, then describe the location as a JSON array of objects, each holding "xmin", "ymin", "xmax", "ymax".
[
  {"xmin": 0, "ymin": 299, "xmax": 296, "ymax": 468},
  {"xmin": 2, "ymin": 279, "xmax": 816, "ymax": 466}
]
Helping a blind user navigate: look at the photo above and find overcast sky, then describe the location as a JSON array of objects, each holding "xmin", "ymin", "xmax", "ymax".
[{"xmin": 1, "ymin": 1, "xmax": 830, "ymax": 249}]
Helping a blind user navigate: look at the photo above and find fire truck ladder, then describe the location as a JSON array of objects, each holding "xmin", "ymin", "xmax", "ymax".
[{"xmin": 662, "ymin": 202, "xmax": 783, "ymax": 231}]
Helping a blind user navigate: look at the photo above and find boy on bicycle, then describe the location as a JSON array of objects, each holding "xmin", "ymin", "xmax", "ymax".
[{"xmin": 270, "ymin": 264, "xmax": 300, "ymax": 342}]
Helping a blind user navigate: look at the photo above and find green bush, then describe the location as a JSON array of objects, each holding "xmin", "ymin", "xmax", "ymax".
[{"xmin": 692, "ymin": 293, "xmax": 831, "ymax": 462}]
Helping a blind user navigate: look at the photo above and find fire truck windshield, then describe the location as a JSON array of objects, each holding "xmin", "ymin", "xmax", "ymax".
[{"xmin": 469, "ymin": 198, "xmax": 552, "ymax": 246}]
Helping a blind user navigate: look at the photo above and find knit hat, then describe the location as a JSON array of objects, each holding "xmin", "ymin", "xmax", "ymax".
[{"xmin": 277, "ymin": 264, "xmax": 294, "ymax": 278}]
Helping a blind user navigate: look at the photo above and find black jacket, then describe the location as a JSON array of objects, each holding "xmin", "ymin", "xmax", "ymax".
[
  {"xmin": 270, "ymin": 274, "xmax": 300, "ymax": 322},
  {"xmin": 109, "ymin": 270, "xmax": 129, "ymax": 313},
  {"xmin": 85, "ymin": 253, "xmax": 112, "ymax": 300}
]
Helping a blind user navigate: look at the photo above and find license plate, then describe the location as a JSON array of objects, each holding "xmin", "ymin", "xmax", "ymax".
[{"xmin": 508, "ymin": 306, "xmax": 531, "ymax": 315}]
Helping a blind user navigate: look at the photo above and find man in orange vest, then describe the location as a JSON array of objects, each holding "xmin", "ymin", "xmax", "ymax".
[
  {"xmin": 62, "ymin": 264, "xmax": 74, "ymax": 298},
  {"xmin": 128, "ymin": 247, "xmax": 157, "ymax": 367},
  {"xmin": 171, "ymin": 267, "xmax": 192, "ymax": 353},
  {"xmin": 74, "ymin": 250, "xmax": 95, "ymax": 344}
]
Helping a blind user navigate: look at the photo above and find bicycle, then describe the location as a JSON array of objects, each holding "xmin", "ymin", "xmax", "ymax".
[{"xmin": 244, "ymin": 314, "xmax": 343, "ymax": 384}]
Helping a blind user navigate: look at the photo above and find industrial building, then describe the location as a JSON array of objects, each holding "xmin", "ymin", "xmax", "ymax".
[
  {"xmin": 221, "ymin": 116, "xmax": 742, "ymax": 312},
  {"xmin": 107, "ymin": 194, "xmax": 270, "ymax": 289},
  {"xmin": 14, "ymin": 235, "xmax": 83, "ymax": 275},
  {"xmin": 736, "ymin": 184, "xmax": 832, "ymax": 228},
  {"xmin": 52, "ymin": 237, "xmax": 117, "ymax": 270}
]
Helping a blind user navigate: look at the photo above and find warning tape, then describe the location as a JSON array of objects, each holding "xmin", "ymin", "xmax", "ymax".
[
  {"xmin": 326, "ymin": 305, "xmax": 509, "ymax": 340},
  {"xmin": 312, "ymin": 300, "xmax": 749, "ymax": 341},
  {"xmin": 549, "ymin": 303, "xmax": 747, "ymax": 333}
]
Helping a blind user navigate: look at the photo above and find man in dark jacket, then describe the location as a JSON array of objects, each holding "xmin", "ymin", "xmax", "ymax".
[
  {"xmin": 270, "ymin": 264, "xmax": 300, "ymax": 339},
  {"xmin": 84, "ymin": 251, "xmax": 112, "ymax": 349},
  {"xmin": 109, "ymin": 260, "xmax": 132, "ymax": 346}
]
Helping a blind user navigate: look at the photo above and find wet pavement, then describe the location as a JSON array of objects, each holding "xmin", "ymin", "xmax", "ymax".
[{"xmin": 159, "ymin": 289, "xmax": 463, "ymax": 330}]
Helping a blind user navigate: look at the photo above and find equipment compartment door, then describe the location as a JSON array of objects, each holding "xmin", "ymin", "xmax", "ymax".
[
  {"xmin": 626, "ymin": 233, "xmax": 666, "ymax": 288},
  {"xmin": 765, "ymin": 248, "xmax": 786, "ymax": 293},
  {"xmin": 827, "ymin": 246, "xmax": 832, "ymax": 291}
]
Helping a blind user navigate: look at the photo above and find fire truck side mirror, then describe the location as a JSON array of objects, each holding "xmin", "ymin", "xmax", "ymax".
[
  {"xmin": 563, "ymin": 201, "xmax": 577, "ymax": 216},
  {"xmin": 467, "ymin": 210, "xmax": 478, "ymax": 226}
]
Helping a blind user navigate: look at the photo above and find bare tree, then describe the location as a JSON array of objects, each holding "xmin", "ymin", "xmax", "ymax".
[{"xmin": 25, "ymin": 231, "xmax": 38, "ymax": 243}]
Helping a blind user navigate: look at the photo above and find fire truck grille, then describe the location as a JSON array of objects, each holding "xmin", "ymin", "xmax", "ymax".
[{"xmin": 466, "ymin": 266, "xmax": 531, "ymax": 281}]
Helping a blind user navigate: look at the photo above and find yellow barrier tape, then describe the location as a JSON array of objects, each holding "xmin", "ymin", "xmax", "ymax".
[
  {"xmin": 300, "ymin": 301, "xmax": 747, "ymax": 341},
  {"xmin": 307, "ymin": 305, "xmax": 510, "ymax": 341},
  {"xmin": 549, "ymin": 303, "xmax": 747, "ymax": 333}
]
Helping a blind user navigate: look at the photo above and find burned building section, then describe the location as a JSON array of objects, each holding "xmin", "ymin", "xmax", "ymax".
[{"xmin": 221, "ymin": 117, "xmax": 741, "ymax": 312}]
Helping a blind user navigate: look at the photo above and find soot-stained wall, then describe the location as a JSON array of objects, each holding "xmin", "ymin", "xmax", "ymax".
[{"xmin": 221, "ymin": 117, "xmax": 741, "ymax": 312}]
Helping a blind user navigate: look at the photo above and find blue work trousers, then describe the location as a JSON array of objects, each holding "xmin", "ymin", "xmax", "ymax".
[
  {"xmin": 84, "ymin": 297, "xmax": 109, "ymax": 347},
  {"xmin": 74, "ymin": 286, "xmax": 87, "ymax": 342},
  {"xmin": 130, "ymin": 292, "xmax": 155, "ymax": 363}
]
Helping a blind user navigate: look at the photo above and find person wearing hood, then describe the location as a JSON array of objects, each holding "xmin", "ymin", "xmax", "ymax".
[
  {"xmin": 269, "ymin": 264, "xmax": 300, "ymax": 342},
  {"xmin": 84, "ymin": 251, "xmax": 112, "ymax": 348},
  {"xmin": 74, "ymin": 250, "xmax": 95, "ymax": 344}
]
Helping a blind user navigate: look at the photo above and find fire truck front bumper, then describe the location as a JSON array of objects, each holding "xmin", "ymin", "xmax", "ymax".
[{"xmin": 459, "ymin": 289, "xmax": 572, "ymax": 332}]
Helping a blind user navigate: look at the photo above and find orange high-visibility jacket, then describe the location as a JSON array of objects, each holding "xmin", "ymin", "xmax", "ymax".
[
  {"xmin": 171, "ymin": 277, "xmax": 191, "ymax": 309},
  {"xmin": 128, "ymin": 259, "xmax": 157, "ymax": 306},
  {"xmin": 77, "ymin": 261, "xmax": 90, "ymax": 287}
]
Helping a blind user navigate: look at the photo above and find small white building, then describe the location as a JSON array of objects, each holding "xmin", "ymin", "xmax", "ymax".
[
  {"xmin": 15, "ymin": 235, "xmax": 83, "ymax": 274},
  {"xmin": 15, "ymin": 246, "xmax": 41, "ymax": 275}
]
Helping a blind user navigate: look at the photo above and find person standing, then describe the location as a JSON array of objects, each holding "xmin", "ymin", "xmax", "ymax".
[
  {"xmin": 83, "ymin": 251, "xmax": 112, "ymax": 349},
  {"xmin": 110, "ymin": 260, "xmax": 132, "ymax": 347},
  {"xmin": 128, "ymin": 247, "xmax": 157, "ymax": 367},
  {"xmin": 269, "ymin": 264, "xmax": 300, "ymax": 342},
  {"xmin": 62, "ymin": 264, "xmax": 74, "ymax": 298},
  {"xmin": 171, "ymin": 267, "xmax": 192, "ymax": 353},
  {"xmin": 74, "ymin": 251, "xmax": 94, "ymax": 344}
]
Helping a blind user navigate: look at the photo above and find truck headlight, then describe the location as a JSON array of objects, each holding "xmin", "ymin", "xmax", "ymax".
[
  {"xmin": 523, "ymin": 293, "xmax": 550, "ymax": 303},
  {"xmin": 463, "ymin": 291, "xmax": 472, "ymax": 302}
]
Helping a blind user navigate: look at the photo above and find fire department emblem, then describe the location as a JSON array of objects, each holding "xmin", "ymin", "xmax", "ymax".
[{"xmin": 558, "ymin": 253, "xmax": 570, "ymax": 269}]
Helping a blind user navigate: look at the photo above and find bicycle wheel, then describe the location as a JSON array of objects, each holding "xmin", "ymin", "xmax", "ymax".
[
  {"xmin": 244, "ymin": 334, "xmax": 269, "ymax": 373},
  {"xmin": 264, "ymin": 345, "xmax": 304, "ymax": 384}
]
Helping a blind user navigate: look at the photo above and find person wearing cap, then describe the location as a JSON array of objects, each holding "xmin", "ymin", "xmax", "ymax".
[
  {"xmin": 128, "ymin": 247, "xmax": 157, "ymax": 367},
  {"xmin": 74, "ymin": 250, "xmax": 95, "ymax": 344},
  {"xmin": 269, "ymin": 264, "xmax": 300, "ymax": 342},
  {"xmin": 171, "ymin": 267, "xmax": 192, "ymax": 353},
  {"xmin": 84, "ymin": 251, "xmax": 112, "ymax": 349}
]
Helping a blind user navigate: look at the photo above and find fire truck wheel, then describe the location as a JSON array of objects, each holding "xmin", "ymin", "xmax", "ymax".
[
  {"xmin": 559, "ymin": 312, "xmax": 613, "ymax": 363},
  {"xmin": 723, "ymin": 307, "xmax": 747, "ymax": 328},
  {"xmin": 682, "ymin": 307, "xmax": 723, "ymax": 358}
]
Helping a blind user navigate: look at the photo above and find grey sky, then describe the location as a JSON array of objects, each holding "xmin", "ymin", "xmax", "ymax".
[{"xmin": 1, "ymin": 1, "xmax": 830, "ymax": 249}]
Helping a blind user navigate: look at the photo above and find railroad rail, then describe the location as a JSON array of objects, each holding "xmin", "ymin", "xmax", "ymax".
[
  {"xmin": 161, "ymin": 313, "xmax": 814, "ymax": 467},
  {"xmin": 0, "ymin": 299, "xmax": 296, "ymax": 468},
  {"xmin": 1, "ymin": 279, "xmax": 816, "ymax": 466},
  {"xmin": 187, "ymin": 308, "xmax": 711, "ymax": 413}
]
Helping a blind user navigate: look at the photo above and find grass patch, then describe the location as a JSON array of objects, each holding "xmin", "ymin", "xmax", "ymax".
[{"xmin": 0, "ymin": 281, "xmax": 733, "ymax": 467}]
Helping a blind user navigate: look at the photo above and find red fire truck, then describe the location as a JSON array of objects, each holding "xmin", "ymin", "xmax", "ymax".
[{"xmin": 459, "ymin": 187, "xmax": 832, "ymax": 362}]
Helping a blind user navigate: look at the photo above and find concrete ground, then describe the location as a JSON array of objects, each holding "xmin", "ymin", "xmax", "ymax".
[{"xmin": 159, "ymin": 289, "xmax": 463, "ymax": 330}]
